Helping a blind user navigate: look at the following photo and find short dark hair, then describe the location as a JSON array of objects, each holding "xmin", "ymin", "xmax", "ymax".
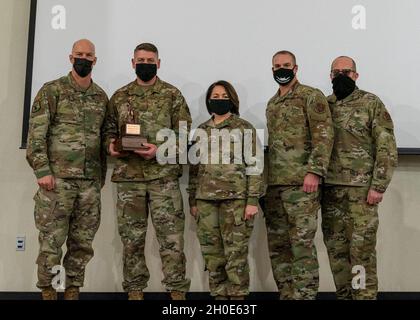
[
  {"xmin": 205, "ymin": 80, "xmax": 240, "ymax": 116},
  {"xmin": 134, "ymin": 43, "xmax": 159, "ymax": 57},
  {"xmin": 272, "ymin": 50, "xmax": 297, "ymax": 65}
]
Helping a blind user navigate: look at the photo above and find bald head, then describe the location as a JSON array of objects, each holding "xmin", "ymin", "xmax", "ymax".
[
  {"xmin": 330, "ymin": 55, "xmax": 359, "ymax": 82},
  {"xmin": 72, "ymin": 39, "xmax": 95, "ymax": 55},
  {"xmin": 331, "ymin": 56, "xmax": 357, "ymax": 72}
]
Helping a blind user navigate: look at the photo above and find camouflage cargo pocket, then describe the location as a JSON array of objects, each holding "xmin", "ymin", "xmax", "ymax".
[
  {"xmin": 231, "ymin": 202, "xmax": 244, "ymax": 223},
  {"xmin": 118, "ymin": 199, "xmax": 147, "ymax": 222},
  {"xmin": 168, "ymin": 187, "xmax": 183, "ymax": 214},
  {"xmin": 232, "ymin": 215, "xmax": 252, "ymax": 245},
  {"xmin": 232, "ymin": 201, "xmax": 253, "ymax": 237},
  {"xmin": 116, "ymin": 182, "xmax": 147, "ymax": 221},
  {"xmin": 33, "ymin": 188, "xmax": 58, "ymax": 231},
  {"xmin": 162, "ymin": 177, "xmax": 184, "ymax": 213}
]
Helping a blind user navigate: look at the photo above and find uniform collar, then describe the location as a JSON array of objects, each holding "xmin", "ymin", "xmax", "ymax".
[
  {"xmin": 204, "ymin": 113, "xmax": 238, "ymax": 129},
  {"xmin": 128, "ymin": 77, "xmax": 163, "ymax": 96},
  {"xmin": 330, "ymin": 86, "xmax": 360, "ymax": 104},
  {"xmin": 276, "ymin": 81, "xmax": 301, "ymax": 99},
  {"xmin": 66, "ymin": 72, "xmax": 98, "ymax": 95}
]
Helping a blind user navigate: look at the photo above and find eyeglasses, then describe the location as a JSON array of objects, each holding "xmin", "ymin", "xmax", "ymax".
[{"xmin": 330, "ymin": 69, "xmax": 355, "ymax": 77}]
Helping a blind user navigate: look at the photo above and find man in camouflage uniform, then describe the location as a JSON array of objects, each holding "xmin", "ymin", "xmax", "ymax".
[
  {"xmin": 26, "ymin": 39, "xmax": 108, "ymax": 300},
  {"xmin": 103, "ymin": 43, "xmax": 191, "ymax": 300},
  {"xmin": 265, "ymin": 50, "xmax": 334, "ymax": 299},
  {"xmin": 321, "ymin": 56, "xmax": 398, "ymax": 300}
]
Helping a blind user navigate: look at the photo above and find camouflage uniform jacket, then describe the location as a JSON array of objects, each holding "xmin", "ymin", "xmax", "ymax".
[
  {"xmin": 26, "ymin": 72, "xmax": 108, "ymax": 183},
  {"xmin": 188, "ymin": 114, "xmax": 265, "ymax": 207},
  {"xmin": 266, "ymin": 81, "xmax": 334, "ymax": 185},
  {"xmin": 325, "ymin": 88, "xmax": 398, "ymax": 193},
  {"xmin": 103, "ymin": 77, "xmax": 192, "ymax": 182}
]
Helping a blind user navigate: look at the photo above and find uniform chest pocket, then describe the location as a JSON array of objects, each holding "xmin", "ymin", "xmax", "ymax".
[
  {"xmin": 278, "ymin": 105, "xmax": 307, "ymax": 140},
  {"xmin": 229, "ymin": 131, "xmax": 244, "ymax": 164},
  {"xmin": 267, "ymin": 106, "xmax": 287, "ymax": 132},
  {"xmin": 286, "ymin": 105, "xmax": 306, "ymax": 125},
  {"xmin": 55, "ymin": 94, "xmax": 81, "ymax": 124},
  {"xmin": 266, "ymin": 107, "xmax": 277, "ymax": 122},
  {"xmin": 344, "ymin": 109, "xmax": 371, "ymax": 136},
  {"xmin": 153, "ymin": 96, "xmax": 173, "ymax": 128},
  {"xmin": 84, "ymin": 96, "xmax": 106, "ymax": 130}
]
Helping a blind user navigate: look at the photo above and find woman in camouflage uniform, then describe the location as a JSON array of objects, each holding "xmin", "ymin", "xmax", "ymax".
[{"xmin": 188, "ymin": 81, "xmax": 264, "ymax": 300}]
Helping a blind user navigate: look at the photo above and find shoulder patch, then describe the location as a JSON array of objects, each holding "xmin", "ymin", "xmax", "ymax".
[
  {"xmin": 314, "ymin": 103, "xmax": 326, "ymax": 113},
  {"xmin": 384, "ymin": 110, "xmax": 392, "ymax": 122},
  {"xmin": 31, "ymin": 103, "xmax": 41, "ymax": 114}
]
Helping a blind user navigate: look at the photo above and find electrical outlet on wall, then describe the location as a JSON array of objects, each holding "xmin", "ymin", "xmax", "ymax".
[{"xmin": 16, "ymin": 236, "xmax": 25, "ymax": 251}]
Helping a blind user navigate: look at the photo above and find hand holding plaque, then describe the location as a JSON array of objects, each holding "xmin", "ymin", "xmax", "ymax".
[{"xmin": 116, "ymin": 104, "xmax": 149, "ymax": 152}]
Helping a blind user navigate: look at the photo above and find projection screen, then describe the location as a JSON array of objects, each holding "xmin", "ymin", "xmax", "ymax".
[{"xmin": 22, "ymin": 0, "xmax": 420, "ymax": 151}]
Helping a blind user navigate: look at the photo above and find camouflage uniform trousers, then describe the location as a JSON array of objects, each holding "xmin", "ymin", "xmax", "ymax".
[
  {"xmin": 265, "ymin": 185, "xmax": 320, "ymax": 300},
  {"xmin": 33, "ymin": 178, "xmax": 101, "ymax": 289},
  {"xmin": 321, "ymin": 185, "xmax": 379, "ymax": 300},
  {"xmin": 196, "ymin": 199, "xmax": 253, "ymax": 297},
  {"xmin": 116, "ymin": 177, "xmax": 190, "ymax": 292}
]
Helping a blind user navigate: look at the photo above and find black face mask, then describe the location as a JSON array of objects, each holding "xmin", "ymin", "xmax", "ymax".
[
  {"xmin": 332, "ymin": 74, "xmax": 356, "ymax": 100},
  {"xmin": 208, "ymin": 99, "xmax": 233, "ymax": 116},
  {"xmin": 73, "ymin": 58, "xmax": 93, "ymax": 78},
  {"xmin": 273, "ymin": 68, "xmax": 295, "ymax": 86},
  {"xmin": 136, "ymin": 63, "xmax": 157, "ymax": 82}
]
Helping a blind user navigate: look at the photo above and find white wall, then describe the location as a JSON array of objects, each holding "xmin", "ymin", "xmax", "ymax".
[{"xmin": 1, "ymin": 0, "xmax": 419, "ymax": 293}]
